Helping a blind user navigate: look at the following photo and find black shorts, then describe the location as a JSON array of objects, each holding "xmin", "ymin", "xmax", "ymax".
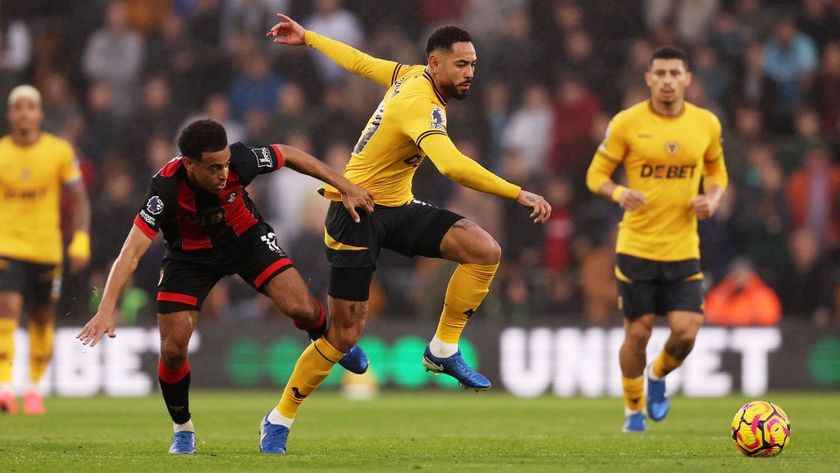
[
  {"xmin": 615, "ymin": 253, "xmax": 704, "ymax": 318},
  {"xmin": 157, "ymin": 222, "xmax": 294, "ymax": 314},
  {"xmin": 324, "ymin": 200, "xmax": 463, "ymax": 300},
  {"xmin": 0, "ymin": 256, "xmax": 61, "ymax": 308}
]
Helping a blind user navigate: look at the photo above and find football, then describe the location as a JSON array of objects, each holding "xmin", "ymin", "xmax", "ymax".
[{"xmin": 730, "ymin": 400, "xmax": 791, "ymax": 457}]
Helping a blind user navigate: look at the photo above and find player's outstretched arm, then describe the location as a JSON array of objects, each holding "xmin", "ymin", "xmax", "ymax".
[
  {"xmin": 76, "ymin": 226, "xmax": 154, "ymax": 347},
  {"xmin": 278, "ymin": 144, "xmax": 374, "ymax": 223},
  {"xmin": 267, "ymin": 13, "xmax": 402, "ymax": 87}
]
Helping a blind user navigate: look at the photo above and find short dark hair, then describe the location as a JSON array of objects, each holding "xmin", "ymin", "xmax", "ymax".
[
  {"xmin": 649, "ymin": 45, "xmax": 690, "ymax": 70},
  {"xmin": 425, "ymin": 25, "xmax": 472, "ymax": 56},
  {"xmin": 177, "ymin": 119, "xmax": 228, "ymax": 160}
]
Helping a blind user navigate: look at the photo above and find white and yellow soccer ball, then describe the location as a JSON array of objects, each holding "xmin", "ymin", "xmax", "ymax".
[{"xmin": 730, "ymin": 400, "xmax": 791, "ymax": 457}]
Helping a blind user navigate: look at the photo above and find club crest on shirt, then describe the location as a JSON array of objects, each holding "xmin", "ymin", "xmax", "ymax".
[
  {"xmin": 665, "ymin": 140, "xmax": 679, "ymax": 155},
  {"xmin": 227, "ymin": 191, "xmax": 237, "ymax": 203},
  {"xmin": 252, "ymin": 147, "xmax": 273, "ymax": 168},
  {"xmin": 147, "ymin": 195, "xmax": 164, "ymax": 215},
  {"xmin": 429, "ymin": 106, "xmax": 446, "ymax": 131}
]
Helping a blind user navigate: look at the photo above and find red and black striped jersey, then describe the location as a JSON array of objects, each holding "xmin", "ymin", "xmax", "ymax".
[{"xmin": 133, "ymin": 142, "xmax": 284, "ymax": 252}]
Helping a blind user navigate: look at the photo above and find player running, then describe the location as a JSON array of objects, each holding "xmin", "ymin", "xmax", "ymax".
[
  {"xmin": 0, "ymin": 85, "xmax": 91, "ymax": 415},
  {"xmin": 585, "ymin": 46, "xmax": 728, "ymax": 432},
  {"xmin": 77, "ymin": 119, "xmax": 374, "ymax": 454},
  {"xmin": 257, "ymin": 13, "xmax": 551, "ymax": 454}
]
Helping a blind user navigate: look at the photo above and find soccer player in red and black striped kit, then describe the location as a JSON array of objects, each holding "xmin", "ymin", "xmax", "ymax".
[{"xmin": 77, "ymin": 119, "xmax": 374, "ymax": 454}]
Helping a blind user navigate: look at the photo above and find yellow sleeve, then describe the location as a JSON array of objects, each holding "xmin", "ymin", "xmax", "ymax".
[
  {"xmin": 585, "ymin": 115, "xmax": 626, "ymax": 193},
  {"xmin": 59, "ymin": 140, "xmax": 82, "ymax": 184},
  {"xmin": 703, "ymin": 115, "xmax": 728, "ymax": 190},
  {"xmin": 305, "ymin": 30, "xmax": 412, "ymax": 87},
  {"xmin": 421, "ymin": 134, "xmax": 521, "ymax": 199}
]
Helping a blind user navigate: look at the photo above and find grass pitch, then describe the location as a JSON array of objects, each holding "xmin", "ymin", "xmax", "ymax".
[{"xmin": 1, "ymin": 391, "xmax": 838, "ymax": 472}]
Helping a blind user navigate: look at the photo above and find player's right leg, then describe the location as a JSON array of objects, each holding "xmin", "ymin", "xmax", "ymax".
[
  {"xmin": 0, "ymin": 259, "xmax": 25, "ymax": 415},
  {"xmin": 158, "ymin": 310, "xmax": 198, "ymax": 454},
  {"xmin": 0, "ymin": 292, "xmax": 22, "ymax": 415}
]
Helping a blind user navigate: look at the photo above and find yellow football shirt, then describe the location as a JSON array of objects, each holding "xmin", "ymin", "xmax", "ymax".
[
  {"xmin": 307, "ymin": 31, "xmax": 520, "ymax": 207},
  {"xmin": 0, "ymin": 133, "xmax": 81, "ymax": 264},
  {"xmin": 586, "ymin": 100, "xmax": 728, "ymax": 261}
]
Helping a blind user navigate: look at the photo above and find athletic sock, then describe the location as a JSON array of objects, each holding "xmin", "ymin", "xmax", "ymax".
[
  {"xmin": 173, "ymin": 419, "xmax": 194, "ymax": 433},
  {"xmin": 267, "ymin": 407, "xmax": 294, "ymax": 428},
  {"xmin": 432, "ymin": 263, "xmax": 498, "ymax": 347},
  {"xmin": 0, "ymin": 319, "xmax": 16, "ymax": 385},
  {"xmin": 622, "ymin": 375, "xmax": 645, "ymax": 412},
  {"xmin": 27, "ymin": 320, "xmax": 54, "ymax": 384},
  {"xmin": 651, "ymin": 350, "xmax": 681, "ymax": 380},
  {"xmin": 277, "ymin": 337, "xmax": 342, "ymax": 419},
  {"xmin": 158, "ymin": 359, "xmax": 191, "ymax": 424}
]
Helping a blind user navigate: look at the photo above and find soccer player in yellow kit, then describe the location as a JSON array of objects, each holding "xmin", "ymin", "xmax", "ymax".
[
  {"xmin": 257, "ymin": 13, "xmax": 551, "ymax": 453},
  {"xmin": 0, "ymin": 85, "xmax": 91, "ymax": 415},
  {"xmin": 586, "ymin": 46, "xmax": 728, "ymax": 432}
]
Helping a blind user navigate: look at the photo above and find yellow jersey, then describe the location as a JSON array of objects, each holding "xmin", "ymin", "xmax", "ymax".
[
  {"xmin": 586, "ymin": 100, "xmax": 728, "ymax": 261},
  {"xmin": 0, "ymin": 133, "xmax": 81, "ymax": 264},
  {"xmin": 307, "ymin": 31, "xmax": 520, "ymax": 207}
]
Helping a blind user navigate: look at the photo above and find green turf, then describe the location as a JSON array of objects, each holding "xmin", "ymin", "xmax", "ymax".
[{"xmin": 1, "ymin": 391, "xmax": 838, "ymax": 472}]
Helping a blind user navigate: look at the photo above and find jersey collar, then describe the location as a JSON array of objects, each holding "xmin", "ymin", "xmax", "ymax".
[{"xmin": 423, "ymin": 70, "xmax": 447, "ymax": 106}]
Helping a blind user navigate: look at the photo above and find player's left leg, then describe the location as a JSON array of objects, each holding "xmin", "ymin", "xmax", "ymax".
[
  {"xmin": 429, "ymin": 218, "xmax": 500, "ymax": 391},
  {"xmin": 158, "ymin": 310, "xmax": 199, "ymax": 454},
  {"xmin": 20, "ymin": 263, "xmax": 61, "ymax": 415},
  {"xmin": 646, "ymin": 309, "xmax": 703, "ymax": 421}
]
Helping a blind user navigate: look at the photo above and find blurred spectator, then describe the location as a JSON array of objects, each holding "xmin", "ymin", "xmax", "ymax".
[
  {"xmin": 482, "ymin": 5, "xmax": 541, "ymax": 100},
  {"xmin": 734, "ymin": 144, "xmax": 790, "ymax": 285},
  {"xmin": 709, "ymin": 11, "xmax": 752, "ymax": 68},
  {"xmin": 182, "ymin": 93, "xmax": 245, "ymax": 144},
  {"xmin": 122, "ymin": 75, "xmax": 184, "ymax": 177},
  {"xmin": 0, "ymin": 18, "xmax": 31, "ymax": 80},
  {"xmin": 304, "ymin": 0, "xmax": 363, "ymax": 84},
  {"xmin": 267, "ymin": 82, "xmax": 315, "ymax": 144},
  {"xmin": 776, "ymin": 107, "xmax": 824, "ymax": 173},
  {"xmin": 693, "ymin": 45, "xmax": 732, "ymax": 106},
  {"xmin": 798, "ymin": 0, "xmax": 840, "ymax": 49},
  {"xmin": 814, "ymin": 42, "xmax": 840, "ymax": 135},
  {"xmin": 786, "ymin": 145, "xmax": 840, "ymax": 248},
  {"xmin": 578, "ymin": 228, "xmax": 618, "ymax": 325},
  {"xmin": 547, "ymin": 75, "xmax": 600, "ymax": 177},
  {"xmin": 644, "ymin": 0, "xmax": 720, "ymax": 46},
  {"xmin": 542, "ymin": 176, "xmax": 575, "ymax": 273},
  {"xmin": 41, "ymin": 71, "xmax": 82, "ymax": 135},
  {"xmin": 762, "ymin": 18, "xmax": 817, "ymax": 123},
  {"xmin": 479, "ymin": 80, "xmax": 511, "ymax": 174},
  {"xmin": 704, "ymin": 258, "xmax": 781, "ymax": 326},
  {"xmin": 699, "ymin": 183, "xmax": 739, "ymax": 284},
  {"xmin": 81, "ymin": 81, "xmax": 122, "ymax": 164},
  {"xmin": 81, "ymin": 0, "xmax": 144, "ymax": 117},
  {"xmin": 777, "ymin": 229, "xmax": 835, "ymax": 325},
  {"xmin": 228, "ymin": 51, "xmax": 283, "ymax": 121},
  {"xmin": 502, "ymin": 83, "xmax": 553, "ymax": 179}
]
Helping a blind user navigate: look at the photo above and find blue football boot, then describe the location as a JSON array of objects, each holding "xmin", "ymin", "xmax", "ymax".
[
  {"xmin": 259, "ymin": 412, "xmax": 289, "ymax": 455},
  {"xmin": 646, "ymin": 365, "xmax": 670, "ymax": 421},
  {"xmin": 338, "ymin": 345, "xmax": 369, "ymax": 374},
  {"xmin": 422, "ymin": 345, "xmax": 491, "ymax": 391},
  {"xmin": 168, "ymin": 431, "xmax": 196, "ymax": 454},
  {"xmin": 623, "ymin": 411, "xmax": 646, "ymax": 433}
]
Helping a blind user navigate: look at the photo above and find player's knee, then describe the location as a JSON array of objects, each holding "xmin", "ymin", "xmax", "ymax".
[
  {"xmin": 159, "ymin": 339, "xmax": 189, "ymax": 365},
  {"xmin": 626, "ymin": 328, "xmax": 652, "ymax": 351},
  {"xmin": 470, "ymin": 237, "xmax": 501, "ymax": 265}
]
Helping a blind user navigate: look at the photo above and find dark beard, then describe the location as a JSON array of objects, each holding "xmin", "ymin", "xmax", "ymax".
[{"xmin": 442, "ymin": 82, "xmax": 469, "ymax": 100}]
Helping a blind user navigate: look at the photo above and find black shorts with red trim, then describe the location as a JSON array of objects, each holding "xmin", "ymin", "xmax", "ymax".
[{"xmin": 156, "ymin": 222, "xmax": 293, "ymax": 314}]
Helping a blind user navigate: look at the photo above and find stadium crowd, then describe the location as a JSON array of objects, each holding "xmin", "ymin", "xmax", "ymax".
[{"xmin": 1, "ymin": 0, "xmax": 838, "ymax": 326}]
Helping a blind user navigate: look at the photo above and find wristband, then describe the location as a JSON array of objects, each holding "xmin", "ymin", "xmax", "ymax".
[
  {"xmin": 610, "ymin": 185, "xmax": 627, "ymax": 203},
  {"xmin": 68, "ymin": 231, "xmax": 91, "ymax": 260}
]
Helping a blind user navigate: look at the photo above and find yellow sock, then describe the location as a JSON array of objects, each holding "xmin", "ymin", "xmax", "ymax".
[
  {"xmin": 276, "ymin": 337, "xmax": 343, "ymax": 419},
  {"xmin": 0, "ymin": 319, "xmax": 17, "ymax": 384},
  {"xmin": 652, "ymin": 350, "xmax": 681, "ymax": 379},
  {"xmin": 622, "ymin": 375, "xmax": 645, "ymax": 412},
  {"xmin": 28, "ymin": 320, "xmax": 54, "ymax": 384},
  {"xmin": 434, "ymin": 263, "xmax": 498, "ymax": 344}
]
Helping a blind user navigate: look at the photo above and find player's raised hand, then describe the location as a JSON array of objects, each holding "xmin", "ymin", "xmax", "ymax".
[
  {"xmin": 618, "ymin": 188, "xmax": 646, "ymax": 211},
  {"xmin": 516, "ymin": 190, "xmax": 552, "ymax": 223},
  {"xmin": 76, "ymin": 310, "xmax": 117, "ymax": 347},
  {"xmin": 340, "ymin": 183, "xmax": 375, "ymax": 223},
  {"xmin": 692, "ymin": 194, "xmax": 718, "ymax": 220},
  {"xmin": 266, "ymin": 13, "xmax": 306, "ymax": 45}
]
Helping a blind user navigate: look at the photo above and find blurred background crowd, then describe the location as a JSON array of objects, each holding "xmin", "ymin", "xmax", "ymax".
[{"xmin": 1, "ymin": 0, "xmax": 838, "ymax": 327}]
